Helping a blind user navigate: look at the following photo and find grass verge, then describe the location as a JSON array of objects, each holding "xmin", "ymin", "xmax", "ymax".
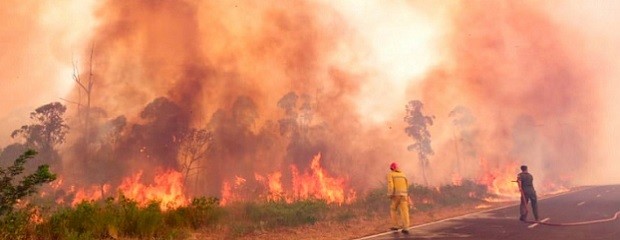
[{"xmin": 1, "ymin": 180, "xmax": 494, "ymax": 239}]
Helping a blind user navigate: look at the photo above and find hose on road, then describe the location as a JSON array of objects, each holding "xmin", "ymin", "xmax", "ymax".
[{"xmin": 526, "ymin": 210, "xmax": 620, "ymax": 226}]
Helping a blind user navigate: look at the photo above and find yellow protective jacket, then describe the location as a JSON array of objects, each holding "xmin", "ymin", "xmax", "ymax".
[{"xmin": 387, "ymin": 170, "xmax": 409, "ymax": 196}]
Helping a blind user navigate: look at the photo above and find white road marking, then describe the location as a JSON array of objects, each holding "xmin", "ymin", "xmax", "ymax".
[
  {"xmin": 577, "ymin": 201, "xmax": 586, "ymax": 206},
  {"xmin": 354, "ymin": 187, "xmax": 595, "ymax": 240},
  {"xmin": 528, "ymin": 218, "xmax": 550, "ymax": 229},
  {"xmin": 597, "ymin": 194, "xmax": 602, "ymax": 198}
]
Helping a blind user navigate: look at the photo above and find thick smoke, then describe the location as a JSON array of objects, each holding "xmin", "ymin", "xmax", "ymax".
[
  {"xmin": 416, "ymin": 1, "xmax": 608, "ymax": 188},
  {"xmin": 63, "ymin": 0, "xmax": 383, "ymax": 197},
  {"xmin": 4, "ymin": 0, "xmax": 620, "ymax": 202},
  {"xmin": 60, "ymin": 0, "xmax": 620, "ymax": 197},
  {"xmin": 0, "ymin": 0, "xmax": 95, "ymax": 146}
]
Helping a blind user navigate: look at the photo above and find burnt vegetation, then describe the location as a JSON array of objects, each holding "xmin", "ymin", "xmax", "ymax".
[
  {"xmin": 0, "ymin": 90, "xmax": 485, "ymax": 240},
  {"xmin": 0, "ymin": 95, "xmax": 496, "ymax": 239}
]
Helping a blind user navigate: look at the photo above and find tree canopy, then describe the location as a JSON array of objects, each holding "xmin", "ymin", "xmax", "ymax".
[
  {"xmin": 404, "ymin": 100, "xmax": 434, "ymax": 185},
  {"xmin": 11, "ymin": 102, "xmax": 69, "ymax": 153}
]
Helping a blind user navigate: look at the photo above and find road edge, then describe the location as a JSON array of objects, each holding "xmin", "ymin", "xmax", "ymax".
[{"xmin": 353, "ymin": 186, "xmax": 595, "ymax": 240}]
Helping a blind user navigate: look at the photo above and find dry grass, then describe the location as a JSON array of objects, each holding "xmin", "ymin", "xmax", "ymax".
[{"xmin": 196, "ymin": 201, "xmax": 515, "ymax": 240}]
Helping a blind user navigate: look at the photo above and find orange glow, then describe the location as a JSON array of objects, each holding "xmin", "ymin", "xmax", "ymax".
[
  {"xmin": 220, "ymin": 175, "xmax": 247, "ymax": 206},
  {"xmin": 451, "ymin": 172, "xmax": 463, "ymax": 186},
  {"xmin": 71, "ymin": 184, "xmax": 111, "ymax": 206},
  {"xmin": 118, "ymin": 170, "xmax": 189, "ymax": 210},
  {"xmin": 30, "ymin": 207, "xmax": 43, "ymax": 224},
  {"xmin": 51, "ymin": 170, "xmax": 190, "ymax": 210},
  {"xmin": 223, "ymin": 153, "xmax": 356, "ymax": 205},
  {"xmin": 220, "ymin": 181, "xmax": 232, "ymax": 206},
  {"xmin": 476, "ymin": 158, "xmax": 521, "ymax": 202},
  {"xmin": 290, "ymin": 153, "xmax": 355, "ymax": 204},
  {"xmin": 255, "ymin": 172, "xmax": 285, "ymax": 202}
]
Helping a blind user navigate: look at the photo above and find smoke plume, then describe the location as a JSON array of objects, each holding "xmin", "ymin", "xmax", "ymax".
[{"xmin": 3, "ymin": 0, "xmax": 620, "ymax": 203}]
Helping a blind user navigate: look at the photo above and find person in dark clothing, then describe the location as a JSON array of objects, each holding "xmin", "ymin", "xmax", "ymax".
[{"xmin": 517, "ymin": 165, "xmax": 539, "ymax": 222}]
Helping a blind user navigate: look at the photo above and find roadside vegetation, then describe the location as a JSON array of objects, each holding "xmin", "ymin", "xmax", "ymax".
[
  {"xmin": 1, "ymin": 174, "xmax": 491, "ymax": 239},
  {"xmin": 0, "ymin": 102, "xmax": 491, "ymax": 239}
]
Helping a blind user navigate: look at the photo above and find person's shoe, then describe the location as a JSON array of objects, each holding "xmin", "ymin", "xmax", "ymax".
[
  {"xmin": 401, "ymin": 229, "xmax": 410, "ymax": 234},
  {"xmin": 389, "ymin": 227, "xmax": 399, "ymax": 231},
  {"xmin": 519, "ymin": 217, "xmax": 526, "ymax": 222}
]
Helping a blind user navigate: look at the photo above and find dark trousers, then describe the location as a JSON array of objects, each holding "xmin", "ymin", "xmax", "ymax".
[{"xmin": 520, "ymin": 189, "xmax": 539, "ymax": 221}]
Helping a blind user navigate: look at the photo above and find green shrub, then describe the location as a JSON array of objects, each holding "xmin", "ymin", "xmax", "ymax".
[
  {"xmin": 435, "ymin": 180, "xmax": 487, "ymax": 206},
  {"xmin": 35, "ymin": 195, "xmax": 226, "ymax": 239},
  {"xmin": 0, "ymin": 209, "xmax": 33, "ymax": 240},
  {"xmin": 0, "ymin": 149, "xmax": 56, "ymax": 216},
  {"xmin": 356, "ymin": 180, "xmax": 489, "ymax": 215},
  {"xmin": 243, "ymin": 199, "xmax": 328, "ymax": 229},
  {"xmin": 355, "ymin": 187, "xmax": 390, "ymax": 216}
]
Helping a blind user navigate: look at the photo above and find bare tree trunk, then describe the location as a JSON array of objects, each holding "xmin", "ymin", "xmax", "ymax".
[
  {"xmin": 84, "ymin": 46, "xmax": 94, "ymax": 153},
  {"xmin": 452, "ymin": 129, "xmax": 461, "ymax": 175},
  {"xmin": 421, "ymin": 159, "xmax": 429, "ymax": 186},
  {"xmin": 183, "ymin": 164, "xmax": 191, "ymax": 189},
  {"xmin": 72, "ymin": 44, "xmax": 95, "ymax": 163}
]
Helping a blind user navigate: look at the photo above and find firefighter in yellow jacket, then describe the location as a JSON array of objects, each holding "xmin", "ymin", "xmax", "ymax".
[{"xmin": 387, "ymin": 162, "xmax": 410, "ymax": 234}]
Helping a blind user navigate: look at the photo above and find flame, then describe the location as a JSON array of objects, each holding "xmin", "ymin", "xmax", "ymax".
[
  {"xmin": 71, "ymin": 184, "xmax": 112, "ymax": 206},
  {"xmin": 46, "ymin": 170, "xmax": 189, "ymax": 210},
  {"xmin": 541, "ymin": 180, "xmax": 570, "ymax": 195},
  {"xmin": 220, "ymin": 175, "xmax": 247, "ymax": 206},
  {"xmin": 29, "ymin": 207, "xmax": 43, "ymax": 224},
  {"xmin": 291, "ymin": 153, "xmax": 355, "ymax": 204},
  {"xmin": 234, "ymin": 176, "xmax": 247, "ymax": 186},
  {"xmin": 222, "ymin": 153, "xmax": 356, "ymax": 205},
  {"xmin": 220, "ymin": 181, "xmax": 232, "ymax": 206},
  {"xmin": 255, "ymin": 172, "xmax": 285, "ymax": 202},
  {"xmin": 118, "ymin": 170, "xmax": 189, "ymax": 210},
  {"xmin": 476, "ymin": 158, "xmax": 521, "ymax": 201}
]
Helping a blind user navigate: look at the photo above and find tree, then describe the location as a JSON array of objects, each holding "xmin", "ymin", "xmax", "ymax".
[
  {"xmin": 132, "ymin": 97, "xmax": 190, "ymax": 169},
  {"xmin": 277, "ymin": 92, "xmax": 299, "ymax": 136},
  {"xmin": 404, "ymin": 100, "xmax": 434, "ymax": 186},
  {"xmin": 11, "ymin": 102, "xmax": 69, "ymax": 155},
  {"xmin": 277, "ymin": 91, "xmax": 314, "ymax": 137},
  {"xmin": 232, "ymin": 96, "xmax": 259, "ymax": 129},
  {"xmin": 448, "ymin": 106, "xmax": 475, "ymax": 175},
  {"xmin": 72, "ymin": 45, "xmax": 96, "ymax": 145},
  {"xmin": 178, "ymin": 128, "xmax": 213, "ymax": 189},
  {"xmin": 0, "ymin": 149, "xmax": 57, "ymax": 215}
]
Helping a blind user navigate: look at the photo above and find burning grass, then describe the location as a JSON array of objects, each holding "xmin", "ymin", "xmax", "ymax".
[
  {"xmin": 1, "ymin": 196, "xmax": 224, "ymax": 240},
  {"xmin": 0, "ymin": 180, "xmax": 495, "ymax": 239}
]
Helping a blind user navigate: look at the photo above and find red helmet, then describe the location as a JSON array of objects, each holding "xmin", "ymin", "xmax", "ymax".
[{"xmin": 390, "ymin": 162, "xmax": 398, "ymax": 171}]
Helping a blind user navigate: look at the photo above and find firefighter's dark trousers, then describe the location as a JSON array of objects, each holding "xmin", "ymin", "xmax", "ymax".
[{"xmin": 520, "ymin": 188, "xmax": 539, "ymax": 221}]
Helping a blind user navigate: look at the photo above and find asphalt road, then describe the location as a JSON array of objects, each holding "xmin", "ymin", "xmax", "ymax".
[{"xmin": 356, "ymin": 185, "xmax": 620, "ymax": 240}]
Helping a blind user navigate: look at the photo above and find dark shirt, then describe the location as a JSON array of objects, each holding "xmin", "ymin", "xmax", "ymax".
[{"xmin": 518, "ymin": 172, "xmax": 534, "ymax": 188}]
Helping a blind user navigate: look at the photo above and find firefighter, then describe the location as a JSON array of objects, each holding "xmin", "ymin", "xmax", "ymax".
[
  {"xmin": 517, "ymin": 165, "xmax": 539, "ymax": 222},
  {"xmin": 387, "ymin": 162, "xmax": 410, "ymax": 234}
]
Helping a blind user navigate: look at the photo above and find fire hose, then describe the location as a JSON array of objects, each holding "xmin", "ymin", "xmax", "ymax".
[
  {"xmin": 514, "ymin": 181, "xmax": 620, "ymax": 226},
  {"xmin": 524, "ymin": 210, "xmax": 620, "ymax": 226}
]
